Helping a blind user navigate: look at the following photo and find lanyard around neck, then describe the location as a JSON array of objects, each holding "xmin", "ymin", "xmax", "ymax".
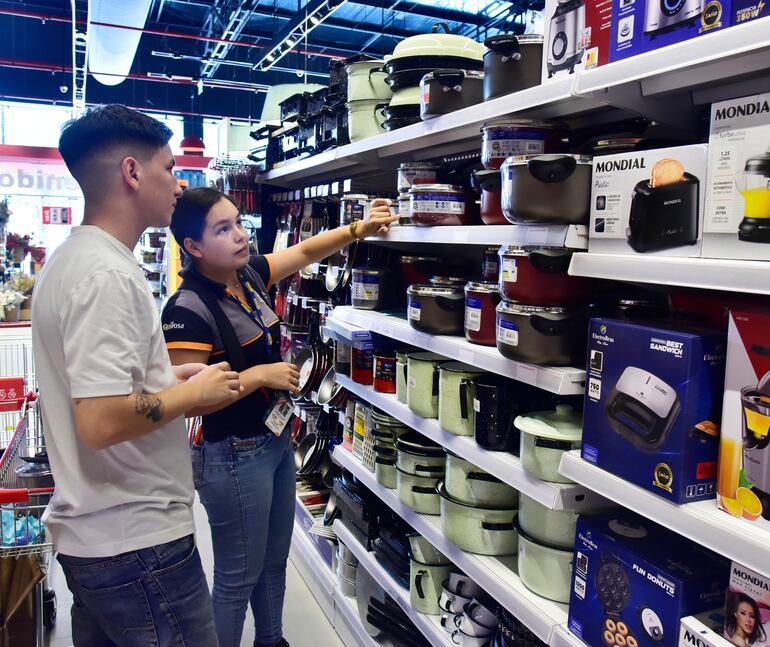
[{"xmin": 224, "ymin": 271, "xmax": 273, "ymax": 349}]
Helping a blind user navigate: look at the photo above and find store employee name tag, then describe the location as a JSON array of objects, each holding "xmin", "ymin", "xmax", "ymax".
[{"xmin": 264, "ymin": 395, "xmax": 293, "ymax": 436}]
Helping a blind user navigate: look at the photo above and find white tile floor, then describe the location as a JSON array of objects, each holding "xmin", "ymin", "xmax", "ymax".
[{"xmin": 45, "ymin": 497, "xmax": 345, "ymax": 647}]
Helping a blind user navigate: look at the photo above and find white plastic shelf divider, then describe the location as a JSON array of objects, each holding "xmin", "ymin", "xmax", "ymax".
[
  {"xmin": 372, "ymin": 225, "xmax": 588, "ymax": 249},
  {"xmin": 333, "ymin": 446, "xmax": 570, "ymax": 645},
  {"xmin": 551, "ymin": 625, "xmax": 588, "ymax": 647},
  {"xmin": 568, "ymin": 252, "xmax": 770, "ymax": 296},
  {"xmin": 559, "ymin": 451, "xmax": 770, "ymax": 580},
  {"xmin": 336, "ymin": 375, "xmax": 603, "ymax": 512},
  {"xmin": 329, "ymin": 307, "xmax": 586, "ymax": 396},
  {"xmin": 324, "ymin": 317, "xmax": 374, "ymax": 349},
  {"xmin": 334, "ymin": 520, "xmax": 452, "ymax": 647}
]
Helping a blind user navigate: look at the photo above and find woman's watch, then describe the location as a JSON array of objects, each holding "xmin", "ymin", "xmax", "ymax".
[{"xmin": 349, "ymin": 220, "xmax": 363, "ymax": 240}]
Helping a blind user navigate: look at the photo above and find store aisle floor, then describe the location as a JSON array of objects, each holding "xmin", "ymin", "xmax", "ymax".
[{"xmin": 46, "ymin": 496, "xmax": 345, "ymax": 647}]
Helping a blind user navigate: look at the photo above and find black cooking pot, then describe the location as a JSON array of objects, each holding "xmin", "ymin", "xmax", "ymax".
[
  {"xmin": 420, "ymin": 69, "xmax": 484, "ymax": 120},
  {"xmin": 384, "ymin": 56, "xmax": 484, "ymax": 83},
  {"xmin": 377, "ymin": 103, "xmax": 421, "ymax": 122},
  {"xmin": 470, "ymin": 374, "xmax": 522, "ymax": 452},
  {"xmin": 385, "ymin": 67, "xmax": 436, "ymax": 91},
  {"xmin": 406, "ymin": 284, "xmax": 465, "ymax": 335},
  {"xmin": 383, "ymin": 116, "xmax": 422, "ymax": 132},
  {"xmin": 483, "ymin": 34, "xmax": 543, "ymax": 102}
]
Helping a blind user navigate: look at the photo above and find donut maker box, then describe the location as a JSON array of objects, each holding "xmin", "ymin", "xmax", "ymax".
[
  {"xmin": 582, "ymin": 318, "xmax": 726, "ymax": 504},
  {"xmin": 568, "ymin": 511, "xmax": 730, "ymax": 647},
  {"xmin": 588, "ymin": 145, "xmax": 708, "ymax": 257}
]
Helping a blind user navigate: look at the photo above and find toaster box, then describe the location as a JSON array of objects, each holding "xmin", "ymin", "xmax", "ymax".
[
  {"xmin": 589, "ymin": 145, "xmax": 709, "ymax": 257},
  {"xmin": 608, "ymin": 0, "xmax": 729, "ymax": 63},
  {"xmin": 716, "ymin": 308, "xmax": 770, "ymax": 532},
  {"xmin": 723, "ymin": 562, "xmax": 770, "ymax": 647},
  {"xmin": 541, "ymin": 0, "xmax": 612, "ymax": 83},
  {"xmin": 702, "ymin": 92, "xmax": 770, "ymax": 261},
  {"xmin": 568, "ymin": 510, "xmax": 730, "ymax": 647},
  {"xmin": 582, "ymin": 318, "xmax": 726, "ymax": 503}
]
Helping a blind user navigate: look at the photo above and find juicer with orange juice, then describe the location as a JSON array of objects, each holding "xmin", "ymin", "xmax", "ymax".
[
  {"xmin": 740, "ymin": 345, "xmax": 770, "ymax": 519},
  {"xmin": 737, "ymin": 147, "xmax": 770, "ymax": 243}
]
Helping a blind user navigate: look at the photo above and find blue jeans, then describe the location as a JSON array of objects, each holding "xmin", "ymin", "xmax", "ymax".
[
  {"xmin": 192, "ymin": 430, "xmax": 295, "ymax": 647},
  {"xmin": 58, "ymin": 534, "xmax": 218, "ymax": 647}
]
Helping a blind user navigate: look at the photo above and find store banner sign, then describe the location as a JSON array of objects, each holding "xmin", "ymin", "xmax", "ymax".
[
  {"xmin": 42, "ymin": 206, "xmax": 72, "ymax": 225},
  {"xmin": 0, "ymin": 159, "xmax": 81, "ymax": 198}
]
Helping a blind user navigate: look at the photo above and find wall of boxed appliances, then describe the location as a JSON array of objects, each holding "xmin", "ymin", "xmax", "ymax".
[{"xmin": 258, "ymin": 13, "xmax": 770, "ymax": 647}]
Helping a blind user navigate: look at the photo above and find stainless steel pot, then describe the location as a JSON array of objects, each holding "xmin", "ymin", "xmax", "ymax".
[
  {"xmin": 408, "ymin": 534, "xmax": 450, "ymax": 565},
  {"xmin": 397, "ymin": 467, "xmax": 443, "ymax": 515},
  {"xmin": 337, "ymin": 558, "xmax": 358, "ymax": 581},
  {"xmin": 351, "ymin": 267, "xmax": 388, "ymax": 310},
  {"xmin": 483, "ymin": 34, "xmax": 543, "ymax": 101},
  {"xmin": 420, "ymin": 69, "xmax": 485, "ymax": 120},
  {"xmin": 375, "ymin": 455, "xmax": 398, "ymax": 489},
  {"xmin": 500, "ymin": 154, "xmax": 592, "ymax": 224},
  {"xmin": 338, "ymin": 571, "xmax": 357, "ymax": 597},
  {"xmin": 438, "ymin": 482, "xmax": 518, "ymax": 556},
  {"xmin": 495, "ymin": 301, "xmax": 587, "ymax": 366},
  {"xmin": 407, "ymin": 284, "xmax": 465, "ymax": 335},
  {"xmin": 445, "ymin": 452, "xmax": 519, "ymax": 508},
  {"xmin": 438, "ymin": 362, "xmax": 484, "ymax": 436},
  {"xmin": 337, "ymin": 541, "xmax": 358, "ymax": 565},
  {"xmin": 14, "ymin": 462, "xmax": 54, "ymax": 489},
  {"xmin": 410, "ymin": 559, "xmax": 453, "ymax": 615}
]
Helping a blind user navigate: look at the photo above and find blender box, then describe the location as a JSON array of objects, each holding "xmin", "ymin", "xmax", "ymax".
[
  {"xmin": 568, "ymin": 510, "xmax": 730, "ymax": 647},
  {"xmin": 541, "ymin": 0, "xmax": 612, "ymax": 82},
  {"xmin": 609, "ymin": 0, "xmax": 729, "ymax": 63},
  {"xmin": 582, "ymin": 318, "xmax": 726, "ymax": 503},
  {"xmin": 588, "ymin": 144, "xmax": 709, "ymax": 257},
  {"xmin": 723, "ymin": 562, "xmax": 770, "ymax": 647},
  {"xmin": 703, "ymin": 92, "xmax": 770, "ymax": 260},
  {"xmin": 716, "ymin": 308, "xmax": 770, "ymax": 531}
]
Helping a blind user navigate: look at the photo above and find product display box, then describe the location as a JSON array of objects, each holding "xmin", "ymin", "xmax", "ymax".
[
  {"xmin": 582, "ymin": 318, "xmax": 726, "ymax": 503},
  {"xmin": 703, "ymin": 92, "xmax": 770, "ymax": 261},
  {"xmin": 541, "ymin": 0, "xmax": 612, "ymax": 82},
  {"xmin": 609, "ymin": 0, "xmax": 729, "ymax": 63},
  {"xmin": 568, "ymin": 511, "xmax": 730, "ymax": 647},
  {"xmin": 723, "ymin": 562, "xmax": 770, "ymax": 647},
  {"xmin": 589, "ymin": 144, "xmax": 709, "ymax": 257},
  {"xmin": 730, "ymin": 0, "xmax": 768, "ymax": 24},
  {"xmin": 716, "ymin": 308, "xmax": 770, "ymax": 531},
  {"xmin": 679, "ymin": 613, "xmax": 732, "ymax": 647}
]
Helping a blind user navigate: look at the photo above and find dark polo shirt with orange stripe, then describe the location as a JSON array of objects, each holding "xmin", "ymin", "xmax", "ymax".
[{"xmin": 161, "ymin": 256, "xmax": 282, "ymax": 442}]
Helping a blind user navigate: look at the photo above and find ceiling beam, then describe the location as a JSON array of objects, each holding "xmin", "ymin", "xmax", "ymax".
[
  {"xmin": 347, "ymin": 0, "xmax": 492, "ymax": 26},
  {"xmin": 200, "ymin": 0, "xmax": 259, "ymax": 78}
]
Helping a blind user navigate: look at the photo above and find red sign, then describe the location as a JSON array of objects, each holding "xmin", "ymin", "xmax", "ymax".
[{"xmin": 42, "ymin": 206, "xmax": 72, "ymax": 225}]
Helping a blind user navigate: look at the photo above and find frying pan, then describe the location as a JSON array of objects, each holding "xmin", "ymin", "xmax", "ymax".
[
  {"xmin": 293, "ymin": 309, "xmax": 331, "ymax": 402},
  {"xmin": 316, "ymin": 366, "xmax": 344, "ymax": 406},
  {"xmin": 323, "ymin": 491, "xmax": 339, "ymax": 526},
  {"xmin": 295, "ymin": 433, "xmax": 320, "ymax": 474}
]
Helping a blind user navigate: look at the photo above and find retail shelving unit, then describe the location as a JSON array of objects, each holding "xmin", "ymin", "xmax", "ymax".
[
  {"xmin": 372, "ymin": 225, "xmax": 588, "ymax": 249},
  {"xmin": 333, "ymin": 520, "xmax": 452, "ymax": 647},
  {"xmin": 336, "ymin": 375, "xmax": 603, "ymax": 512},
  {"xmin": 559, "ymin": 451, "xmax": 770, "ymax": 580}
]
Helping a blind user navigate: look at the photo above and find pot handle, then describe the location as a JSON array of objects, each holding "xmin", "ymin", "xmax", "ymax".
[
  {"xmin": 481, "ymin": 520, "xmax": 515, "ymax": 531},
  {"xmin": 433, "ymin": 69, "xmax": 465, "ymax": 90},
  {"xmin": 432, "ymin": 22, "xmax": 452, "ymax": 34},
  {"xmin": 528, "ymin": 248, "xmax": 573, "ymax": 273},
  {"xmin": 414, "ymin": 464, "xmax": 446, "ymax": 474},
  {"xmin": 376, "ymin": 103, "xmax": 389, "ymax": 120},
  {"xmin": 415, "ymin": 570, "xmax": 426, "ymax": 599},
  {"xmin": 459, "ymin": 378, "xmax": 472, "ymax": 420},
  {"xmin": 465, "ymin": 470, "xmax": 500, "ymax": 483},
  {"xmin": 436, "ymin": 295, "xmax": 465, "ymax": 312},
  {"xmin": 433, "ymin": 364, "xmax": 440, "ymax": 397},
  {"xmin": 529, "ymin": 312, "xmax": 573, "ymax": 336},
  {"xmin": 485, "ymin": 35, "xmax": 522, "ymax": 58},
  {"xmin": 402, "ymin": 362, "xmax": 408, "ymax": 385},
  {"xmin": 411, "ymin": 485, "xmax": 439, "ymax": 494},
  {"xmin": 533, "ymin": 437, "xmax": 576, "ymax": 451},
  {"xmin": 368, "ymin": 66, "xmax": 384, "ymax": 79},
  {"xmin": 375, "ymin": 456, "xmax": 396, "ymax": 465},
  {"xmin": 527, "ymin": 156, "xmax": 577, "ymax": 183}
]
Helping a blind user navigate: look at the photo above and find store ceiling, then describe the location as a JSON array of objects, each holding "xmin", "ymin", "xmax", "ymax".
[{"xmin": 0, "ymin": 0, "xmax": 540, "ymax": 122}]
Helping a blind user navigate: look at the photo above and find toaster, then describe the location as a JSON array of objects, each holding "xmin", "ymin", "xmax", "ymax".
[
  {"xmin": 605, "ymin": 366, "xmax": 681, "ymax": 451},
  {"xmin": 626, "ymin": 173, "xmax": 700, "ymax": 253}
]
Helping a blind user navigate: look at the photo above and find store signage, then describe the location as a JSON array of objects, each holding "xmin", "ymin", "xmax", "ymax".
[
  {"xmin": 42, "ymin": 206, "xmax": 72, "ymax": 225},
  {"xmin": 0, "ymin": 159, "xmax": 81, "ymax": 197}
]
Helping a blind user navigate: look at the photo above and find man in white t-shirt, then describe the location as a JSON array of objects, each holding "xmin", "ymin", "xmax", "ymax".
[{"xmin": 32, "ymin": 105, "xmax": 241, "ymax": 646}]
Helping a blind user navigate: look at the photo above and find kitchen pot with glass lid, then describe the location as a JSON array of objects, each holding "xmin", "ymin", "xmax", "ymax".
[{"xmin": 738, "ymin": 146, "xmax": 770, "ymax": 243}]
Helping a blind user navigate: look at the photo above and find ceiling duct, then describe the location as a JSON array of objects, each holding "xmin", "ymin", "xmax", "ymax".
[{"xmin": 89, "ymin": 0, "xmax": 153, "ymax": 86}]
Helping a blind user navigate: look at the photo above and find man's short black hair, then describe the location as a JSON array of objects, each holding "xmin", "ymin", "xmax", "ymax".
[
  {"xmin": 58, "ymin": 104, "xmax": 173, "ymax": 173},
  {"xmin": 170, "ymin": 187, "xmax": 238, "ymax": 251}
]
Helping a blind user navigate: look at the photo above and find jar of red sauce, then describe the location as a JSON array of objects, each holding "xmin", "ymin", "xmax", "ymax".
[
  {"xmin": 464, "ymin": 281, "xmax": 501, "ymax": 346},
  {"xmin": 373, "ymin": 352, "xmax": 397, "ymax": 393},
  {"xmin": 351, "ymin": 347, "xmax": 374, "ymax": 385}
]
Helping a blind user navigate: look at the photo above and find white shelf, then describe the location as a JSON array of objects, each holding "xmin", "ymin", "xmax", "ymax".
[
  {"xmin": 336, "ymin": 375, "xmax": 602, "ymax": 512},
  {"xmin": 373, "ymin": 225, "xmax": 588, "ymax": 249},
  {"xmin": 569, "ymin": 253, "xmax": 770, "ymax": 296},
  {"xmin": 559, "ymin": 451, "xmax": 770, "ymax": 580},
  {"xmin": 329, "ymin": 307, "xmax": 586, "ymax": 396},
  {"xmin": 334, "ymin": 520, "xmax": 452, "ymax": 647},
  {"xmin": 334, "ymin": 446, "xmax": 570, "ymax": 645},
  {"xmin": 551, "ymin": 625, "xmax": 588, "ymax": 647},
  {"xmin": 333, "ymin": 585, "xmax": 381, "ymax": 647}
]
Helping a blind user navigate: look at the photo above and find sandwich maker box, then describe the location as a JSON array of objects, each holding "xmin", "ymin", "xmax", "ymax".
[
  {"xmin": 608, "ymin": 0, "xmax": 730, "ymax": 63},
  {"xmin": 703, "ymin": 92, "xmax": 770, "ymax": 261},
  {"xmin": 568, "ymin": 510, "xmax": 730, "ymax": 647},
  {"xmin": 722, "ymin": 562, "xmax": 770, "ymax": 646},
  {"xmin": 588, "ymin": 144, "xmax": 708, "ymax": 257},
  {"xmin": 716, "ymin": 308, "xmax": 770, "ymax": 532},
  {"xmin": 582, "ymin": 318, "xmax": 726, "ymax": 503}
]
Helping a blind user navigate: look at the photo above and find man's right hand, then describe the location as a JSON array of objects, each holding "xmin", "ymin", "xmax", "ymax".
[
  {"xmin": 259, "ymin": 362, "xmax": 301, "ymax": 394},
  {"xmin": 190, "ymin": 362, "xmax": 242, "ymax": 406}
]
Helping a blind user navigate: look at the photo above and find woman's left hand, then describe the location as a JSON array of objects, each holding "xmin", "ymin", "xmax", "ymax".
[{"xmin": 354, "ymin": 199, "xmax": 400, "ymax": 239}]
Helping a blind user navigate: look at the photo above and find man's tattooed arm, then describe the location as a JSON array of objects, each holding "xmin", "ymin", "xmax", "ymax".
[{"xmin": 135, "ymin": 393, "xmax": 165, "ymax": 423}]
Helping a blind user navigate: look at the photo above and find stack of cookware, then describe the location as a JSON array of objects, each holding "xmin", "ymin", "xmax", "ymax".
[
  {"xmin": 336, "ymin": 540, "xmax": 359, "ymax": 598},
  {"xmin": 495, "ymin": 607, "xmax": 547, "ymax": 647},
  {"xmin": 370, "ymin": 409, "xmax": 408, "ymax": 488},
  {"xmin": 396, "ymin": 162, "xmax": 442, "ymax": 225},
  {"xmin": 408, "ymin": 534, "xmax": 452, "ymax": 615},
  {"xmin": 333, "ymin": 472, "xmax": 385, "ymax": 550},
  {"xmin": 441, "ymin": 586, "xmax": 498, "ymax": 646},
  {"xmin": 372, "ymin": 516, "xmax": 412, "ymax": 588},
  {"xmin": 395, "ymin": 431, "xmax": 446, "ymax": 515},
  {"xmin": 345, "ymin": 57, "xmax": 392, "ymax": 143}
]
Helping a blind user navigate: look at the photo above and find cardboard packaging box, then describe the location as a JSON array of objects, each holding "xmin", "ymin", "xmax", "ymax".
[
  {"xmin": 542, "ymin": 0, "xmax": 612, "ymax": 82},
  {"xmin": 609, "ymin": 0, "xmax": 730, "ymax": 63},
  {"xmin": 569, "ymin": 511, "xmax": 730, "ymax": 647},
  {"xmin": 730, "ymin": 0, "xmax": 768, "ymax": 24},
  {"xmin": 723, "ymin": 562, "xmax": 770, "ymax": 647},
  {"xmin": 582, "ymin": 318, "xmax": 726, "ymax": 503},
  {"xmin": 589, "ymin": 144, "xmax": 709, "ymax": 256},
  {"xmin": 716, "ymin": 308, "xmax": 770, "ymax": 530},
  {"xmin": 679, "ymin": 613, "xmax": 732, "ymax": 647},
  {"xmin": 703, "ymin": 92, "xmax": 770, "ymax": 261}
]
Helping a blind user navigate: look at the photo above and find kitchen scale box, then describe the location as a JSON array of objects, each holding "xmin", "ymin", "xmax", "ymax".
[
  {"xmin": 588, "ymin": 144, "xmax": 708, "ymax": 256},
  {"xmin": 582, "ymin": 318, "xmax": 726, "ymax": 503},
  {"xmin": 716, "ymin": 307, "xmax": 770, "ymax": 532},
  {"xmin": 722, "ymin": 562, "xmax": 770, "ymax": 647},
  {"xmin": 568, "ymin": 510, "xmax": 730, "ymax": 647},
  {"xmin": 608, "ymin": 0, "xmax": 729, "ymax": 63},
  {"xmin": 703, "ymin": 92, "xmax": 770, "ymax": 260}
]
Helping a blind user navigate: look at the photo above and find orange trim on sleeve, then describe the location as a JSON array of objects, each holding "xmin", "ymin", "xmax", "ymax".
[
  {"xmin": 166, "ymin": 341, "xmax": 214, "ymax": 352},
  {"xmin": 264, "ymin": 253, "xmax": 276, "ymax": 289}
]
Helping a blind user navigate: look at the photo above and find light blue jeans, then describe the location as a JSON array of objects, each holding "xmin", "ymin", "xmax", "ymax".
[{"xmin": 192, "ymin": 430, "xmax": 295, "ymax": 647}]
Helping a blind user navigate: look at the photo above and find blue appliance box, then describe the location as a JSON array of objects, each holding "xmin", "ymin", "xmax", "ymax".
[
  {"xmin": 582, "ymin": 318, "xmax": 726, "ymax": 503},
  {"xmin": 568, "ymin": 511, "xmax": 730, "ymax": 647},
  {"xmin": 609, "ymin": 0, "xmax": 730, "ymax": 63},
  {"xmin": 730, "ymin": 0, "xmax": 768, "ymax": 23}
]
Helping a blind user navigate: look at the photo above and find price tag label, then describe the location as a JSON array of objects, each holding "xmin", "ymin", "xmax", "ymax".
[{"xmin": 516, "ymin": 364, "xmax": 537, "ymax": 385}]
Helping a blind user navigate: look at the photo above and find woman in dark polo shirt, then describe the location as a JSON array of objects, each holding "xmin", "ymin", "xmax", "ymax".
[{"xmin": 162, "ymin": 187, "xmax": 396, "ymax": 647}]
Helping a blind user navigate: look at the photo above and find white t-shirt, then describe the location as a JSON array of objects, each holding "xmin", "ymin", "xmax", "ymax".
[{"xmin": 32, "ymin": 226, "xmax": 194, "ymax": 558}]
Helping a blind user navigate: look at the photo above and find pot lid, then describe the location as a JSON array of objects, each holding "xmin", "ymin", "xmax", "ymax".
[
  {"xmin": 409, "ymin": 184, "xmax": 463, "ymax": 194},
  {"xmin": 482, "ymin": 118, "xmax": 551, "ymax": 130},
  {"xmin": 396, "ymin": 430, "xmax": 444, "ymax": 452},
  {"xmin": 503, "ymin": 153, "xmax": 592, "ymax": 166},
  {"xmin": 499, "ymin": 245, "xmax": 566, "ymax": 256},
  {"xmin": 389, "ymin": 86, "xmax": 422, "ymax": 107},
  {"xmin": 744, "ymin": 149, "xmax": 770, "ymax": 176},
  {"xmin": 497, "ymin": 301, "xmax": 567, "ymax": 315},
  {"xmin": 407, "ymin": 284, "xmax": 464, "ymax": 297},
  {"xmin": 484, "ymin": 34, "xmax": 544, "ymax": 51},
  {"xmin": 465, "ymin": 281, "xmax": 499, "ymax": 294},
  {"xmin": 439, "ymin": 361, "xmax": 484, "ymax": 374},
  {"xmin": 421, "ymin": 69, "xmax": 485, "ymax": 83},
  {"xmin": 392, "ymin": 25, "xmax": 485, "ymax": 61},
  {"xmin": 400, "ymin": 255, "xmax": 441, "ymax": 263},
  {"xmin": 514, "ymin": 404, "xmax": 583, "ymax": 441},
  {"xmin": 399, "ymin": 162, "xmax": 441, "ymax": 169},
  {"xmin": 430, "ymin": 275, "xmax": 467, "ymax": 286}
]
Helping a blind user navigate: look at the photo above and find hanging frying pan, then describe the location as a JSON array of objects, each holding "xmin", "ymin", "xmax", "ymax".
[{"xmin": 295, "ymin": 433, "xmax": 319, "ymax": 474}]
